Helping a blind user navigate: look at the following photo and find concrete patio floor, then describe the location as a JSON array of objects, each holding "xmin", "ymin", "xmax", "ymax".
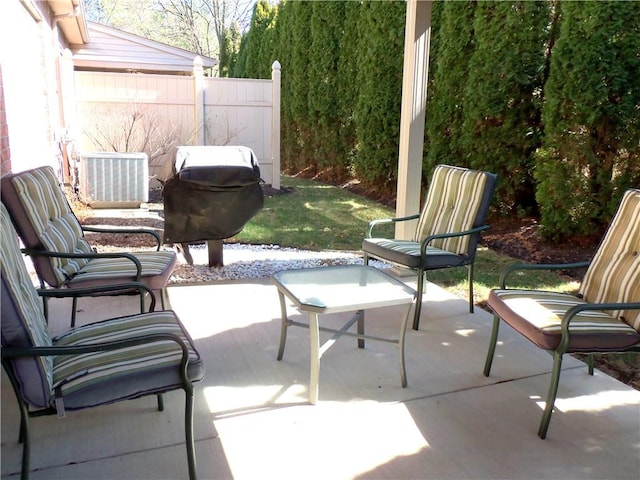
[{"xmin": 2, "ymin": 270, "xmax": 639, "ymax": 479}]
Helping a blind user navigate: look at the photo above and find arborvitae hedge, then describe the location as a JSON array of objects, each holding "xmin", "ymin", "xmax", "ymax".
[
  {"xmin": 288, "ymin": 2, "xmax": 313, "ymax": 169},
  {"xmin": 463, "ymin": 1, "xmax": 548, "ymax": 214},
  {"xmin": 271, "ymin": 0, "xmax": 297, "ymax": 172},
  {"xmin": 308, "ymin": 1, "xmax": 345, "ymax": 178},
  {"xmin": 233, "ymin": 0, "xmax": 639, "ymax": 242},
  {"xmin": 242, "ymin": 0, "xmax": 276, "ymax": 79},
  {"xmin": 352, "ymin": 0, "xmax": 406, "ymax": 193},
  {"xmin": 425, "ymin": 1, "xmax": 475, "ymax": 174},
  {"xmin": 535, "ymin": 1, "xmax": 640, "ymax": 239},
  {"xmin": 335, "ymin": 0, "xmax": 362, "ymax": 177}
]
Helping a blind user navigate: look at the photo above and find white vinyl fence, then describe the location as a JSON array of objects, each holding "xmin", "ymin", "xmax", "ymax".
[{"xmin": 72, "ymin": 59, "xmax": 281, "ymax": 188}]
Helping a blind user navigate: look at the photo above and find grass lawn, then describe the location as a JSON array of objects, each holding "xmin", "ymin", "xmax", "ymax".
[{"xmin": 231, "ymin": 175, "xmax": 580, "ymax": 305}]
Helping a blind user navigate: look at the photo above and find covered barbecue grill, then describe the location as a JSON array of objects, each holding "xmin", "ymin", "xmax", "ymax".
[{"xmin": 161, "ymin": 146, "xmax": 264, "ymax": 266}]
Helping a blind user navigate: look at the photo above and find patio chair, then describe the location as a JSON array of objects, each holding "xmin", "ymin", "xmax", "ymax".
[
  {"xmin": 363, "ymin": 164, "xmax": 497, "ymax": 330},
  {"xmin": 1, "ymin": 166, "xmax": 177, "ymax": 326},
  {"xmin": 1, "ymin": 203, "xmax": 204, "ymax": 480},
  {"xmin": 483, "ymin": 189, "xmax": 640, "ymax": 439}
]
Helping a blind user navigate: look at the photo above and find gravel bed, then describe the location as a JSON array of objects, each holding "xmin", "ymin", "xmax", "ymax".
[{"xmin": 170, "ymin": 243, "xmax": 391, "ymax": 284}]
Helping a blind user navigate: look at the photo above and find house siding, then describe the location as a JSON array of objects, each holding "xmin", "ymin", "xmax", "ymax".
[
  {"xmin": 72, "ymin": 22, "xmax": 216, "ymax": 74},
  {"xmin": 0, "ymin": 0, "xmax": 66, "ymax": 176},
  {"xmin": 1, "ymin": 65, "xmax": 10, "ymax": 175}
]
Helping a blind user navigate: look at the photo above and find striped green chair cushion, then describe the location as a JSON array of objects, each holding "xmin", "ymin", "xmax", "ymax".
[
  {"xmin": 488, "ymin": 289, "xmax": 640, "ymax": 352},
  {"xmin": 361, "ymin": 239, "xmax": 466, "ymax": 269},
  {"xmin": 1, "ymin": 166, "xmax": 178, "ymax": 293},
  {"xmin": 1, "ymin": 204, "xmax": 54, "ymax": 408},
  {"xmin": 2, "ymin": 166, "xmax": 93, "ymax": 286},
  {"xmin": 415, "ymin": 165, "xmax": 489, "ymax": 255},
  {"xmin": 66, "ymin": 250, "xmax": 177, "ymax": 291},
  {"xmin": 52, "ymin": 311, "xmax": 204, "ymax": 409},
  {"xmin": 579, "ymin": 189, "xmax": 640, "ymax": 331}
]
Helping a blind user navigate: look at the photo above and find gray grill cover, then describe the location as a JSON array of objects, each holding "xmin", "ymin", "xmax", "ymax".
[{"xmin": 162, "ymin": 146, "xmax": 264, "ymax": 243}]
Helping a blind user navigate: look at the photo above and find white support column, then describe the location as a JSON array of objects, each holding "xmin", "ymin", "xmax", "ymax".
[
  {"xmin": 396, "ymin": 0, "xmax": 433, "ymax": 239},
  {"xmin": 193, "ymin": 56, "xmax": 205, "ymax": 145},
  {"xmin": 271, "ymin": 61, "xmax": 281, "ymax": 190}
]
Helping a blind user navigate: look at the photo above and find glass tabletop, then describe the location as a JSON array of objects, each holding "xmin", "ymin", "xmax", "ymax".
[{"xmin": 272, "ymin": 265, "xmax": 416, "ymax": 313}]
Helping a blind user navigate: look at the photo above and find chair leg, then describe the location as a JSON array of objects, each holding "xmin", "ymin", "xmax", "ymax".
[
  {"xmin": 483, "ymin": 315, "xmax": 501, "ymax": 376},
  {"xmin": 184, "ymin": 386, "xmax": 197, "ymax": 480},
  {"xmin": 467, "ymin": 263, "xmax": 475, "ymax": 313},
  {"xmin": 412, "ymin": 270, "xmax": 425, "ymax": 330},
  {"xmin": 587, "ymin": 354, "xmax": 594, "ymax": 375},
  {"xmin": 42, "ymin": 296, "xmax": 49, "ymax": 324},
  {"xmin": 161, "ymin": 287, "xmax": 169, "ymax": 310},
  {"xmin": 17, "ymin": 400, "xmax": 30, "ymax": 480},
  {"xmin": 71, "ymin": 297, "xmax": 78, "ymax": 328},
  {"xmin": 157, "ymin": 394, "xmax": 165, "ymax": 412},
  {"xmin": 3, "ymin": 361, "xmax": 32, "ymax": 480},
  {"xmin": 538, "ymin": 351, "xmax": 563, "ymax": 439}
]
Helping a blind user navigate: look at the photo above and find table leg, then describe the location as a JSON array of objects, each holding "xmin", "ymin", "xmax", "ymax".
[
  {"xmin": 276, "ymin": 290, "xmax": 288, "ymax": 361},
  {"xmin": 309, "ymin": 312, "xmax": 320, "ymax": 404},
  {"xmin": 356, "ymin": 309, "xmax": 365, "ymax": 349}
]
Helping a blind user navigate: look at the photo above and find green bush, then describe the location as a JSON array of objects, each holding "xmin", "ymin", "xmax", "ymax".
[
  {"xmin": 462, "ymin": 1, "xmax": 548, "ymax": 214},
  {"xmin": 236, "ymin": 0, "xmax": 640, "ymax": 242},
  {"xmin": 535, "ymin": 1, "xmax": 640, "ymax": 239}
]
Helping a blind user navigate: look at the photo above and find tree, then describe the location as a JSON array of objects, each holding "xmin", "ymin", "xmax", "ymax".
[
  {"xmin": 462, "ymin": 1, "xmax": 549, "ymax": 214},
  {"xmin": 288, "ymin": 1, "xmax": 314, "ymax": 168},
  {"xmin": 535, "ymin": 1, "xmax": 640, "ymax": 239},
  {"xmin": 87, "ymin": 0, "xmax": 257, "ymax": 64},
  {"xmin": 242, "ymin": 0, "xmax": 277, "ymax": 79},
  {"xmin": 219, "ymin": 22, "xmax": 242, "ymax": 77},
  {"xmin": 352, "ymin": 0, "xmax": 406, "ymax": 193},
  {"xmin": 425, "ymin": 1, "xmax": 475, "ymax": 173},
  {"xmin": 335, "ymin": 0, "xmax": 363, "ymax": 178},
  {"xmin": 307, "ymin": 1, "xmax": 346, "ymax": 178}
]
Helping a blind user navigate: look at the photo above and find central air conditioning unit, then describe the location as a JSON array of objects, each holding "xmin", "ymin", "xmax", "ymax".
[{"xmin": 78, "ymin": 152, "xmax": 149, "ymax": 208}]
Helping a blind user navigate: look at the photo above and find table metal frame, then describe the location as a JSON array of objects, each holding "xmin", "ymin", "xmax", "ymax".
[{"xmin": 272, "ymin": 265, "xmax": 417, "ymax": 403}]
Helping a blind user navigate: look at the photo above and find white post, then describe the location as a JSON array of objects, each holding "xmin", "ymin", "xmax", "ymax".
[
  {"xmin": 271, "ymin": 61, "xmax": 281, "ymax": 190},
  {"xmin": 396, "ymin": 0, "xmax": 432, "ymax": 239},
  {"xmin": 193, "ymin": 56, "xmax": 205, "ymax": 145}
]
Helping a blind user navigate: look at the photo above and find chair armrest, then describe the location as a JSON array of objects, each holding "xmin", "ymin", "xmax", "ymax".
[
  {"xmin": 366, "ymin": 214, "xmax": 420, "ymax": 238},
  {"xmin": 420, "ymin": 225, "xmax": 490, "ymax": 256},
  {"xmin": 22, "ymin": 248, "xmax": 143, "ymax": 281},
  {"xmin": 499, "ymin": 261, "xmax": 591, "ymax": 289},
  {"xmin": 1, "ymin": 333, "xmax": 193, "ymax": 390},
  {"xmin": 37, "ymin": 282, "xmax": 156, "ymax": 312},
  {"xmin": 559, "ymin": 302, "xmax": 640, "ymax": 354},
  {"xmin": 82, "ymin": 226, "xmax": 162, "ymax": 251}
]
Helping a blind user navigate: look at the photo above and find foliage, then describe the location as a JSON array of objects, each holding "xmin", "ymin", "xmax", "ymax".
[
  {"xmin": 335, "ymin": 1, "xmax": 362, "ymax": 179},
  {"xmin": 421, "ymin": 0, "xmax": 443, "ymax": 187},
  {"xmin": 271, "ymin": 0, "xmax": 297, "ymax": 171},
  {"xmin": 462, "ymin": 1, "xmax": 549, "ymax": 214},
  {"xmin": 219, "ymin": 23, "xmax": 242, "ymax": 77},
  {"xmin": 240, "ymin": 0, "xmax": 277, "ymax": 79},
  {"xmin": 535, "ymin": 1, "xmax": 640, "ymax": 239},
  {"xmin": 90, "ymin": 0, "xmax": 640, "ymax": 243},
  {"xmin": 86, "ymin": 0, "xmax": 256, "ymax": 63},
  {"xmin": 351, "ymin": 0, "xmax": 406, "ymax": 192},
  {"xmin": 308, "ymin": 1, "xmax": 347, "ymax": 178},
  {"xmin": 425, "ymin": 0, "xmax": 475, "ymax": 174},
  {"xmin": 79, "ymin": 102, "xmax": 193, "ymax": 170},
  {"xmin": 287, "ymin": 1, "xmax": 314, "ymax": 169}
]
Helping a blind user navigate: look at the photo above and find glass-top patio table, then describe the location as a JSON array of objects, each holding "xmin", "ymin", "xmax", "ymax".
[{"xmin": 272, "ymin": 265, "xmax": 417, "ymax": 404}]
